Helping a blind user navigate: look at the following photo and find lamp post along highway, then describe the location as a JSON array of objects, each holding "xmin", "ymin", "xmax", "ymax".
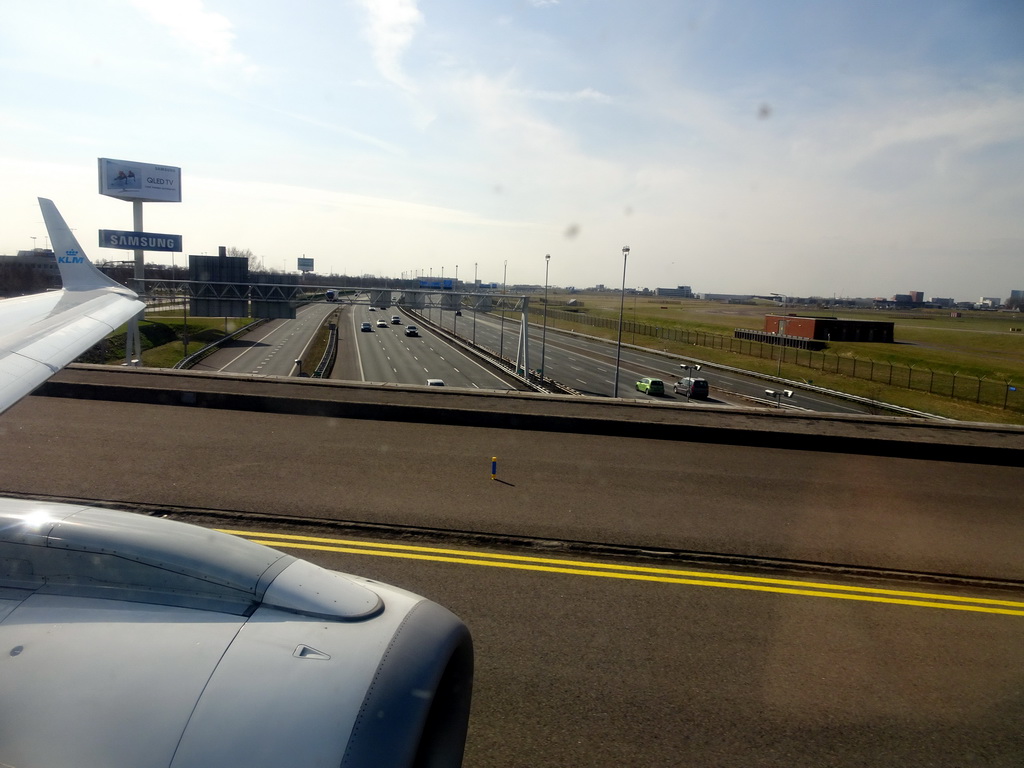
[
  {"xmin": 541, "ymin": 253, "xmax": 550, "ymax": 384},
  {"xmin": 680, "ymin": 363, "xmax": 702, "ymax": 402},
  {"xmin": 613, "ymin": 245, "xmax": 630, "ymax": 397}
]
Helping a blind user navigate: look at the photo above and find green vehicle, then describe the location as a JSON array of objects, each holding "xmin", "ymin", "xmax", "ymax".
[{"xmin": 635, "ymin": 378, "xmax": 665, "ymax": 395}]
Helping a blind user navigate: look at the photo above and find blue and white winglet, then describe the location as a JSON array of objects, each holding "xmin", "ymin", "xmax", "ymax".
[{"xmin": 0, "ymin": 198, "xmax": 145, "ymax": 414}]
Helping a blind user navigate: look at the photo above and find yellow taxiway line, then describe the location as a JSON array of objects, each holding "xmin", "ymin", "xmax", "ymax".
[{"xmin": 219, "ymin": 528, "xmax": 1024, "ymax": 617}]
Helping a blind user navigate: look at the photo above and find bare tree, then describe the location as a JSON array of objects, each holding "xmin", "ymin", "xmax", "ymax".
[{"xmin": 226, "ymin": 247, "xmax": 261, "ymax": 272}]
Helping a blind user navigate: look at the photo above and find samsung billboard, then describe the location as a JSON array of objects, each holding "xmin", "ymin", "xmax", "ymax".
[
  {"xmin": 99, "ymin": 229, "xmax": 182, "ymax": 252},
  {"xmin": 98, "ymin": 158, "xmax": 181, "ymax": 203}
]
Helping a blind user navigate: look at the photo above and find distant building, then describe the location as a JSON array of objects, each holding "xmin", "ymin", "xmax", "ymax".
[
  {"xmin": 0, "ymin": 249, "xmax": 60, "ymax": 294},
  {"xmin": 698, "ymin": 293, "xmax": 756, "ymax": 302},
  {"xmin": 764, "ymin": 314, "xmax": 894, "ymax": 343},
  {"xmin": 929, "ymin": 297, "xmax": 955, "ymax": 308},
  {"xmin": 979, "ymin": 297, "xmax": 1002, "ymax": 308},
  {"xmin": 655, "ymin": 285, "xmax": 693, "ymax": 298},
  {"xmin": 908, "ymin": 291, "xmax": 923, "ymax": 303}
]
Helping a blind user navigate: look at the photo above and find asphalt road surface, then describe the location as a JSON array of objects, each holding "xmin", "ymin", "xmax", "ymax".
[
  {"xmin": 192, "ymin": 303, "xmax": 335, "ymax": 376},
  {"xmin": 2, "ymin": 391, "xmax": 1022, "ymax": 766}
]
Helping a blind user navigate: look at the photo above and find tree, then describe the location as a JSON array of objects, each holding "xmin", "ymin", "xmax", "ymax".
[{"xmin": 226, "ymin": 247, "xmax": 261, "ymax": 271}]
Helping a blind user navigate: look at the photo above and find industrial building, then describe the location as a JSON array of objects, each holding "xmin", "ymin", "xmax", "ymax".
[{"xmin": 764, "ymin": 315, "xmax": 895, "ymax": 343}]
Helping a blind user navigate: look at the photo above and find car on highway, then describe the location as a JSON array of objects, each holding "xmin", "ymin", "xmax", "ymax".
[
  {"xmin": 360, "ymin": 322, "xmax": 372, "ymax": 332},
  {"xmin": 367, "ymin": 306, "xmax": 375, "ymax": 311},
  {"xmin": 635, "ymin": 378, "xmax": 665, "ymax": 395},
  {"xmin": 405, "ymin": 325, "xmax": 419, "ymax": 337},
  {"xmin": 376, "ymin": 319, "xmax": 388, "ymax": 328},
  {"xmin": 426, "ymin": 378, "xmax": 445, "ymax": 386},
  {"xmin": 391, "ymin": 315, "xmax": 401, "ymax": 324},
  {"xmin": 675, "ymin": 377, "xmax": 710, "ymax": 399}
]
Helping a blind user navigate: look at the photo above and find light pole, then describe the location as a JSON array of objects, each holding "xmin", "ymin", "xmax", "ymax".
[
  {"xmin": 30, "ymin": 236, "xmax": 36, "ymax": 251},
  {"xmin": 679, "ymin": 363, "xmax": 702, "ymax": 402},
  {"xmin": 472, "ymin": 262, "xmax": 478, "ymax": 345},
  {"xmin": 613, "ymin": 245, "xmax": 630, "ymax": 397},
  {"xmin": 454, "ymin": 264, "xmax": 459, "ymax": 335},
  {"xmin": 499, "ymin": 260, "xmax": 507, "ymax": 362},
  {"xmin": 765, "ymin": 388, "xmax": 794, "ymax": 408},
  {"xmin": 540, "ymin": 253, "xmax": 550, "ymax": 384}
]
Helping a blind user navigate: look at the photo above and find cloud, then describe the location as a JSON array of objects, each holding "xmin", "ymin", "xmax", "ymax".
[
  {"xmin": 355, "ymin": 0, "xmax": 424, "ymax": 91},
  {"xmin": 511, "ymin": 86, "xmax": 612, "ymax": 104},
  {"xmin": 129, "ymin": 0, "xmax": 256, "ymax": 74}
]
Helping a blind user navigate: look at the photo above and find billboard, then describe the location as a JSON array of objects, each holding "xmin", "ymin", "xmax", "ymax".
[
  {"xmin": 99, "ymin": 229, "xmax": 182, "ymax": 252},
  {"xmin": 98, "ymin": 158, "xmax": 181, "ymax": 202},
  {"xmin": 297, "ymin": 257, "xmax": 314, "ymax": 272}
]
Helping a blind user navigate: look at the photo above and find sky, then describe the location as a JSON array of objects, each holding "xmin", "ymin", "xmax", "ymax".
[{"xmin": 1, "ymin": 0, "xmax": 1022, "ymax": 301}]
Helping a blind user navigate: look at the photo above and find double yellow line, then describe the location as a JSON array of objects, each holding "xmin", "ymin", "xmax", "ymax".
[{"xmin": 220, "ymin": 529, "xmax": 1024, "ymax": 617}]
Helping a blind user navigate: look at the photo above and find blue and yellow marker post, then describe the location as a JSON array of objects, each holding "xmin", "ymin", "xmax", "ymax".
[{"xmin": 491, "ymin": 456, "xmax": 497, "ymax": 480}]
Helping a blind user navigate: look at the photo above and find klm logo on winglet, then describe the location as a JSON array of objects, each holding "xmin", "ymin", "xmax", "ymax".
[{"xmin": 59, "ymin": 249, "xmax": 84, "ymax": 264}]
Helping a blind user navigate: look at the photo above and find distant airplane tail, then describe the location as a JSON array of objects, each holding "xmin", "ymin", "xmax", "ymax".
[{"xmin": 38, "ymin": 197, "xmax": 129, "ymax": 293}]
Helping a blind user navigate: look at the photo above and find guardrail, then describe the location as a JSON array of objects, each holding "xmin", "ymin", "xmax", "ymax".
[
  {"xmin": 312, "ymin": 325, "xmax": 338, "ymax": 378},
  {"xmin": 173, "ymin": 319, "xmax": 269, "ymax": 370}
]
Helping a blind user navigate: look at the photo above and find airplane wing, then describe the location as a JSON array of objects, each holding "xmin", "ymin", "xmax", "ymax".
[
  {"xmin": 0, "ymin": 198, "xmax": 145, "ymax": 415},
  {"xmin": 0, "ymin": 200, "xmax": 474, "ymax": 766}
]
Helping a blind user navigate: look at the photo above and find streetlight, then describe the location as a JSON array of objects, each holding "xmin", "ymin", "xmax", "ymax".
[
  {"xmin": 473, "ymin": 262, "xmax": 478, "ymax": 346},
  {"xmin": 454, "ymin": 264, "xmax": 459, "ymax": 335},
  {"xmin": 679, "ymin": 363, "xmax": 702, "ymax": 402},
  {"xmin": 613, "ymin": 245, "xmax": 630, "ymax": 397},
  {"xmin": 30, "ymin": 236, "xmax": 36, "ymax": 251},
  {"xmin": 540, "ymin": 253, "xmax": 550, "ymax": 384},
  {"xmin": 764, "ymin": 388, "xmax": 794, "ymax": 408}
]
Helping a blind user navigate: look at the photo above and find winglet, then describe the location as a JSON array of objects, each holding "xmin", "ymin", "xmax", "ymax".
[{"xmin": 38, "ymin": 197, "xmax": 128, "ymax": 292}]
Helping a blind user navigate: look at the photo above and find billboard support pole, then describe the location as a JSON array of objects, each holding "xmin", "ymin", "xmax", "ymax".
[
  {"xmin": 98, "ymin": 157, "xmax": 182, "ymax": 367},
  {"xmin": 124, "ymin": 200, "xmax": 145, "ymax": 365}
]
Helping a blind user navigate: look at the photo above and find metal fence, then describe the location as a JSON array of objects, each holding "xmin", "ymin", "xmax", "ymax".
[{"xmin": 533, "ymin": 307, "xmax": 1021, "ymax": 412}]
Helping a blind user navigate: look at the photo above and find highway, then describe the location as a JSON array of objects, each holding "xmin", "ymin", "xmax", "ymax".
[
  {"xmin": 415, "ymin": 302, "xmax": 875, "ymax": 413},
  {"xmin": 191, "ymin": 303, "xmax": 335, "ymax": 376},
  {"xmin": 2, "ymin": 384, "xmax": 1023, "ymax": 767},
  {"xmin": 180, "ymin": 296, "xmax": 880, "ymax": 415},
  {"xmin": 342, "ymin": 303, "xmax": 517, "ymax": 390}
]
